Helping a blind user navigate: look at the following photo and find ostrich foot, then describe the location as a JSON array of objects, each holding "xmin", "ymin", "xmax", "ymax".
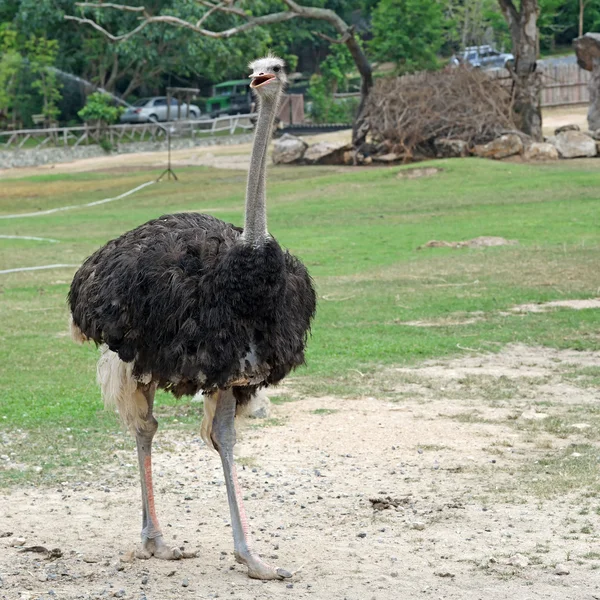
[
  {"xmin": 136, "ymin": 535, "xmax": 182, "ymax": 560},
  {"xmin": 235, "ymin": 551, "xmax": 292, "ymax": 580}
]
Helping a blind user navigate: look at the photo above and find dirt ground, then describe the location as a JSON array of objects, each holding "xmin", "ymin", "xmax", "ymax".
[
  {"xmin": 1, "ymin": 344, "xmax": 599, "ymax": 600},
  {"xmin": 0, "ymin": 131, "xmax": 352, "ymax": 180}
]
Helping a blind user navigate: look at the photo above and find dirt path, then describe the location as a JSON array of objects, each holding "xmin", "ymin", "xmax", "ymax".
[
  {"xmin": 1, "ymin": 345, "xmax": 599, "ymax": 599},
  {"xmin": 0, "ymin": 131, "xmax": 352, "ymax": 180}
]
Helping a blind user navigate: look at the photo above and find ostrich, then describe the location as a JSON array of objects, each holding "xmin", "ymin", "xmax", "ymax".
[{"xmin": 68, "ymin": 56, "xmax": 316, "ymax": 580}]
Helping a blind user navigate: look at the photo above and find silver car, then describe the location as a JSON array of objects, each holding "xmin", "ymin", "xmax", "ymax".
[
  {"xmin": 451, "ymin": 45, "xmax": 514, "ymax": 70},
  {"xmin": 120, "ymin": 96, "xmax": 201, "ymax": 123}
]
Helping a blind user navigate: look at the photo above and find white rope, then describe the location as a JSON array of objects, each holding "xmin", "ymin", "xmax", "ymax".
[
  {"xmin": 0, "ymin": 263, "xmax": 79, "ymax": 275},
  {"xmin": 0, "ymin": 235, "xmax": 59, "ymax": 243},
  {"xmin": 0, "ymin": 180, "xmax": 156, "ymax": 220}
]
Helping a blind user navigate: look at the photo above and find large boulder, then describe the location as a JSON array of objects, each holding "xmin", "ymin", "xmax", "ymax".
[
  {"xmin": 549, "ymin": 130, "xmax": 597, "ymax": 158},
  {"xmin": 473, "ymin": 134, "xmax": 523, "ymax": 159},
  {"xmin": 574, "ymin": 33, "xmax": 600, "ymax": 131},
  {"xmin": 523, "ymin": 142, "xmax": 559, "ymax": 161},
  {"xmin": 434, "ymin": 138, "xmax": 469, "ymax": 158},
  {"xmin": 272, "ymin": 133, "xmax": 308, "ymax": 164},
  {"xmin": 304, "ymin": 141, "xmax": 352, "ymax": 165}
]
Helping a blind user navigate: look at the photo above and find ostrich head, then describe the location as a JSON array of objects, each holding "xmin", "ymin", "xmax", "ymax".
[{"xmin": 248, "ymin": 55, "xmax": 287, "ymax": 99}]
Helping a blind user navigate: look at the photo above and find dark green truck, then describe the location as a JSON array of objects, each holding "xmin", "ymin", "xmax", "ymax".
[{"xmin": 205, "ymin": 80, "xmax": 253, "ymax": 118}]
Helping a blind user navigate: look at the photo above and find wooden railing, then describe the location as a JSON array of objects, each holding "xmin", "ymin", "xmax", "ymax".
[{"xmin": 0, "ymin": 113, "xmax": 257, "ymax": 150}]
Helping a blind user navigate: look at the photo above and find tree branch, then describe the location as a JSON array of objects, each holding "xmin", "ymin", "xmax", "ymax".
[
  {"xmin": 497, "ymin": 0, "xmax": 519, "ymax": 25},
  {"xmin": 64, "ymin": 0, "xmax": 374, "ymax": 147},
  {"xmin": 75, "ymin": 2, "xmax": 145, "ymax": 12},
  {"xmin": 64, "ymin": 15, "xmax": 151, "ymax": 42},
  {"xmin": 315, "ymin": 30, "xmax": 352, "ymax": 45}
]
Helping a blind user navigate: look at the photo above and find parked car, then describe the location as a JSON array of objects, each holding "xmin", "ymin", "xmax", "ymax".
[
  {"xmin": 450, "ymin": 45, "xmax": 514, "ymax": 70},
  {"xmin": 120, "ymin": 97, "xmax": 201, "ymax": 123},
  {"xmin": 205, "ymin": 80, "xmax": 253, "ymax": 118}
]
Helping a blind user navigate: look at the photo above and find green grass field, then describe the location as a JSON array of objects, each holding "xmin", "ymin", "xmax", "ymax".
[{"xmin": 1, "ymin": 157, "xmax": 599, "ymax": 486}]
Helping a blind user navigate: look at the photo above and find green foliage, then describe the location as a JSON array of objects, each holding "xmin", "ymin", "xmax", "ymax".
[
  {"xmin": 370, "ymin": 0, "xmax": 445, "ymax": 73},
  {"xmin": 78, "ymin": 92, "xmax": 123, "ymax": 124},
  {"xmin": 25, "ymin": 36, "xmax": 62, "ymax": 123},
  {"xmin": 0, "ymin": 26, "xmax": 23, "ymax": 120},
  {"xmin": 308, "ymin": 44, "xmax": 358, "ymax": 123},
  {"xmin": 444, "ymin": 0, "xmax": 510, "ymax": 52},
  {"xmin": 539, "ymin": 0, "xmax": 600, "ymax": 51}
]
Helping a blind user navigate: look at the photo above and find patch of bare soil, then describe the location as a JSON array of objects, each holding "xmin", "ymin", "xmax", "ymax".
[
  {"xmin": 1, "ymin": 345, "xmax": 600, "ymax": 600},
  {"xmin": 418, "ymin": 236, "xmax": 518, "ymax": 250},
  {"xmin": 542, "ymin": 105, "xmax": 589, "ymax": 137},
  {"xmin": 512, "ymin": 298, "xmax": 600, "ymax": 313},
  {"xmin": 396, "ymin": 167, "xmax": 442, "ymax": 179}
]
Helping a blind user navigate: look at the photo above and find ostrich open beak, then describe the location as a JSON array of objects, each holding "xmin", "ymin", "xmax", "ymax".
[{"xmin": 250, "ymin": 73, "xmax": 276, "ymax": 88}]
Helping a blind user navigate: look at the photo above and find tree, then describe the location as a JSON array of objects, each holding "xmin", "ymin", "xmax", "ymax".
[
  {"xmin": 497, "ymin": 0, "xmax": 542, "ymax": 140},
  {"xmin": 370, "ymin": 0, "xmax": 445, "ymax": 73},
  {"xmin": 25, "ymin": 36, "xmax": 63, "ymax": 124},
  {"xmin": 64, "ymin": 0, "xmax": 373, "ymax": 148},
  {"xmin": 0, "ymin": 26, "xmax": 24, "ymax": 128},
  {"xmin": 308, "ymin": 43, "xmax": 358, "ymax": 123}
]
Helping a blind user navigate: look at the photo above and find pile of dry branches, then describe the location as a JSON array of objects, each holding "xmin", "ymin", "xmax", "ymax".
[{"xmin": 365, "ymin": 68, "xmax": 515, "ymax": 158}]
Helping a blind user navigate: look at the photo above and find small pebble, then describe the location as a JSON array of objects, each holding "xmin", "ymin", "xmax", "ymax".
[
  {"xmin": 357, "ymin": 532, "xmax": 367, "ymax": 538},
  {"xmin": 182, "ymin": 578, "xmax": 189, "ymax": 587},
  {"xmin": 554, "ymin": 564, "xmax": 570, "ymax": 575},
  {"xmin": 141, "ymin": 575, "xmax": 149, "ymax": 585},
  {"xmin": 10, "ymin": 537, "xmax": 26, "ymax": 547}
]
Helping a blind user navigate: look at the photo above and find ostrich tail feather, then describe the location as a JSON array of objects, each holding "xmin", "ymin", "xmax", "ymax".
[{"xmin": 97, "ymin": 346, "xmax": 149, "ymax": 432}]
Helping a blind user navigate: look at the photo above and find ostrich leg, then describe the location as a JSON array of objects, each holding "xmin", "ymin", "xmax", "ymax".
[
  {"xmin": 134, "ymin": 383, "xmax": 182, "ymax": 560},
  {"xmin": 212, "ymin": 389, "xmax": 292, "ymax": 580}
]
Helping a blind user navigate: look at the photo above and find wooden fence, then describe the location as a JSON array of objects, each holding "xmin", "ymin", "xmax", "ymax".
[
  {"xmin": 487, "ymin": 63, "xmax": 591, "ymax": 107},
  {"xmin": 336, "ymin": 62, "xmax": 592, "ymax": 109},
  {"xmin": 0, "ymin": 113, "xmax": 257, "ymax": 150}
]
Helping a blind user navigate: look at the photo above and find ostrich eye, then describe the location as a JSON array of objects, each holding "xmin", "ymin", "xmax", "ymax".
[{"xmin": 273, "ymin": 66, "xmax": 280, "ymax": 73}]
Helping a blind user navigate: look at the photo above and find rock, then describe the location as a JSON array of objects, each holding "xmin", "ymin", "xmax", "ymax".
[
  {"xmin": 554, "ymin": 563, "xmax": 570, "ymax": 575},
  {"xmin": 589, "ymin": 129, "xmax": 600, "ymax": 140},
  {"xmin": 508, "ymin": 554, "xmax": 529, "ymax": 568},
  {"xmin": 411, "ymin": 522, "xmax": 426, "ymax": 531},
  {"xmin": 271, "ymin": 133, "xmax": 307, "ymax": 165},
  {"xmin": 571, "ymin": 423, "xmax": 591, "ymax": 430},
  {"xmin": 551, "ymin": 130, "xmax": 597, "ymax": 158},
  {"xmin": 434, "ymin": 138, "xmax": 469, "ymax": 158},
  {"xmin": 120, "ymin": 550, "xmax": 135, "ymax": 563},
  {"xmin": 10, "ymin": 537, "xmax": 26, "ymax": 547},
  {"xmin": 524, "ymin": 142, "xmax": 559, "ymax": 161},
  {"xmin": 372, "ymin": 153, "xmax": 402, "ymax": 163},
  {"xmin": 182, "ymin": 578, "xmax": 189, "ymax": 587},
  {"xmin": 554, "ymin": 124, "xmax": 580, "ymax": 135},
  {"xmin": 519, "ymin": 410, "xmax": 549, "ymax": 421},
  {"xmin": 574, "ymin": 33, "xmax": 600, "ymax": 71},
  {"xmin": 356, "ymin": 532, "xmax": 367, "ymax": 538},
  {"xmin": 473, "ymin": 134, "xmax": 523, "ymax": 159},
  {"xmin": 304, "ymin": 141, "xmax": 352, "ymax": 165}
]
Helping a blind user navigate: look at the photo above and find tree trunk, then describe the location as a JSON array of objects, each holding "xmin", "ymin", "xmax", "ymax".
[
  {"xmin": 344, "ymin": 35, "xmax": 373, "ymax": 149},
  {"xmin": 579, "ymin": 0, "xmax": 585, "ymax": 38},
  {"xmin": 498, "ymin": 0, "xmax": 542, "ymax": 141}
]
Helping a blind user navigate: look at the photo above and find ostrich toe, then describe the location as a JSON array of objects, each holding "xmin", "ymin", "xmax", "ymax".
[
  {"xmin": 236, "ymin": 552, "xmax": 292, "ymax": 580},
  {"xmin": 136, "ymin": 535, "xmax": 183, "ymax": 560}
]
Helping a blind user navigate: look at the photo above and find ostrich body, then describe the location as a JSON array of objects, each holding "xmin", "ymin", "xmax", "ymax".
[{"xmin": 68, "ymin": 57, "xmax": 316, "ymax": 580}]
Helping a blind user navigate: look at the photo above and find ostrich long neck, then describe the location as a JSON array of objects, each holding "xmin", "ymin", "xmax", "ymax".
[{"xmin": 242, "ymin": 93, "xmax": 279, "ymax": 245}]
